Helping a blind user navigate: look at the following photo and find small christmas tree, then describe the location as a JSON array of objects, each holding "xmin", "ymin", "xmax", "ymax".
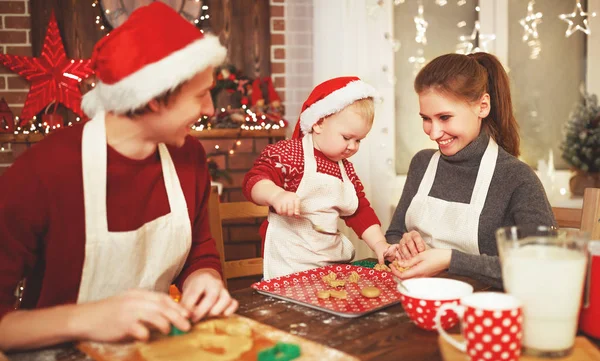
[{"xmin": 561, "ymin": 89, "xmax": 600, "ymax": 173}]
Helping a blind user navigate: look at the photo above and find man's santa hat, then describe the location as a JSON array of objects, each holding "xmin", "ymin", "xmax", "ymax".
[
  {"xmin": 292, "ymin": 76, "xmax": 380, "ymax": 139},
  {"xmin": 82, "ymin": 2, "xmax": 226, "ymax": 118}
]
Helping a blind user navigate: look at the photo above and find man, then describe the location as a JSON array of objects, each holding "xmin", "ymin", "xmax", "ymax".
[{"xmin": 0, "ymin": 2, "xmax": 237, "ymax": 351}]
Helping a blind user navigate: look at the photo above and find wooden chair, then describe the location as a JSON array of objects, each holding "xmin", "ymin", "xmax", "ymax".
[
  {"xmin": 208, "ymin": 186, "xmax": 269, "ymax": 287},
  {"xmin": 552, "ymin": 188, "xmax": 600, "ymax": 239}
]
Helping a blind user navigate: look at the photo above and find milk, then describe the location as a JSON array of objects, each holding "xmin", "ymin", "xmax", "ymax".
[{"xmin": 502, "ymin": 243, "xmax": 587, "ymax": 352}]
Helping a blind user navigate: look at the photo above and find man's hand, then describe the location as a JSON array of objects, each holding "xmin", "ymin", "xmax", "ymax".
[
  {"xmin": 75, "ymin": 289, "xmax": 192, "ymax": 342},
  {"xmin": 180, "ymin": 268, "xmax": 238, "ymax": 323}
]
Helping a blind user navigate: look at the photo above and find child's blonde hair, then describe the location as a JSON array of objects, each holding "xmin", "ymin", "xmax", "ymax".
[{"xmin": 348, "ymin": 98, "xmax": 375, "ymax": 125}]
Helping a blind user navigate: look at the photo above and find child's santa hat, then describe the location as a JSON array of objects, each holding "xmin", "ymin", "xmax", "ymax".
[
  {"xmin": 82, "ymin": 2, "xmax": 226, "ymax": 118},
  {"xmin": 291, "ymin": 76, "xmax": 380, "ymax": 139}
]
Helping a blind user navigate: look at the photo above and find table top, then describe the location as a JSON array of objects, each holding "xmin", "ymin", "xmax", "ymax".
[{"xmin": 4, "ymin": 273, "xmax": 599, "ymax": 361}]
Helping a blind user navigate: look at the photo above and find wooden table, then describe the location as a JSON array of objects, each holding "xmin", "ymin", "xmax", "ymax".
[{"xmin": 4, "ymin": 273, "xmax": 600, "ymax": 361}]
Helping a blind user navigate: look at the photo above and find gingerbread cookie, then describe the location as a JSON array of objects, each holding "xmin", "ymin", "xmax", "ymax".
[
  {"xmin": 347, "ymin": 271, "xmax": 360, "ymax": 283},
  {"xmin": 392, "ymin": 260, "xmax": 410, "ymax": 272},
  {"xmin": 328, "ymin": 289, "xmax": 347, "ymax": 299},
  {"xmin": 360, "ymin": 286, "xmax": 381, "ymax": 298},
  {"xmin": 374, "ymin": 263, "xmax": 392, "ymax": 272},
  {"xmin": 316, "ymin": 290, "xmax": 331, "ymax": 299}
]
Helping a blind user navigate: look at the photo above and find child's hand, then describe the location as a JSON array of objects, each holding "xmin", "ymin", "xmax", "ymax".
[
  {"xmin": 270, "ymin": 190, "xmax": 301, "ymax": 216},
  {"xmin": 373, "ymin": 241, "xmax": 396, "ymax": 264},
  {"xmin": 384, "ymin": 243, "xmax": 401, "ymax": 262}
]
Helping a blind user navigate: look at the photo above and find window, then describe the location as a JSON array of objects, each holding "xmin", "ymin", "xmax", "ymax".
[{"xmin": 393, "ymin": 0, "xmax": 587, "ymax": 173}]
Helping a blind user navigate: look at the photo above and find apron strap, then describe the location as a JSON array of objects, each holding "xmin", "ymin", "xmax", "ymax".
[
  {"xmin": 417, "ymin": 151, "xmax": 441, "ymax": 195},
  {"xmin": 157, "ymin": 144, "xmax": 189, "ymax": 218},
  {"xmin": 469, "ymin": 138, "xmax": 499, "ymax": 209},
  {"xmin": 82, "ymin": 115, "xmax": 109, "ymax": 238},
  {"xmin": 302, "ymin": 133, "xmax": 317, "ymax": 174}
]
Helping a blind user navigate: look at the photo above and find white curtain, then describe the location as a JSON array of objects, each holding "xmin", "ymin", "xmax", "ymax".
[{"xmin": 312, "ymin": 0, "xmax": 397, "ymax": 260}]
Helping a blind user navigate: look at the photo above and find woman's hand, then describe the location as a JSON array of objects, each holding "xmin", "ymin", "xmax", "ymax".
[
  {"xmin": 398, "ymin": 230, "xmax": 428, "ymax": 260},
  {"xmin": 390, "ymin": 249, "xmax": 452, "ymax": 279}
]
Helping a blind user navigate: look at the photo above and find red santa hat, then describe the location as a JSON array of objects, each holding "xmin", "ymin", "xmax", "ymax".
[
  {"xmin": 82, "ymin": 2, "xmax": 226, "ymax": 118},
  {"xmin": 291, "ymin": 76, "xmax": 380, "ymax": 139},
  {"xmin": 263, "ymin": 77, "xmax": 281, "ymax": 103},
  {"xmin": 251, "ymin": 78, "xmax": 264, "ymax": 106}
]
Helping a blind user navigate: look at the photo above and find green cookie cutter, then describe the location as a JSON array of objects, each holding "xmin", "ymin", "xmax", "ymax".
[
  {"xmin": 168, "ymin": 325, "xmax": 187, "ymax": 336},
  {"xmin": 257, "ymin": 342, "xmax": 301, "ymax": 361}
]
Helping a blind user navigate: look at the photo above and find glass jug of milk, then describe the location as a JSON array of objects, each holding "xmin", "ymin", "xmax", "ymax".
[{"xmin": 496, "ymin": 226, "xmax": 589, "ymax": 358}]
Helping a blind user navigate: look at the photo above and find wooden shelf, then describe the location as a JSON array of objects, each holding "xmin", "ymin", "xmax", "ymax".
[
  {"xmin": 0, "ymin": 128, "xmax": 287, "ymax": 143},
  {"xmin": 191, "ymin": 128, "xmax": 287, "ymax": 139}
]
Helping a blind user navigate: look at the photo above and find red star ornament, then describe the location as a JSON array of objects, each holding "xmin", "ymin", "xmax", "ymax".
[{"xmin": 0, "ymin": 11, "xmax": 94, "ymax": 126}]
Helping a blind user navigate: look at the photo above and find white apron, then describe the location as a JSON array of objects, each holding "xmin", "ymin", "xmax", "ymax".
[
  {"xmin": 263, "ymin": 133, "xmax": 358, "ymax": 279},
  {"xmin": 405, "ymin": 138, "xmax": 498, "ymax": 254},
  {"xmin": 77, "ymin": 114, "xmax": 192, "ymax": 303}
]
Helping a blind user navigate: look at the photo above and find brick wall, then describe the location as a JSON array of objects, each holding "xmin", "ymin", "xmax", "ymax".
[
  {"xmin": 0, "ymin": 0, "xmax": 31, "ymax": 118},
  {"xmin": 284, "ymin": 0, "xmax": 313, "ymax": 136},
  {"xmin": 270, "ymin": 0, "xmax": 285, "ymax": 115}
]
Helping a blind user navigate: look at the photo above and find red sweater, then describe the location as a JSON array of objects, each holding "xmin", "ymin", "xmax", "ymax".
[
  {"xmin": 243, "ymin": 138, "xmax": 380, "ymax": 243},
  {"xmin": 0, "ymin": 125, "xmax": 221, "ymax": 321}
]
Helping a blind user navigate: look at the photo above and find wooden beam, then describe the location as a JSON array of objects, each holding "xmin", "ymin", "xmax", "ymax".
[
  {"xmin": 220, "ymin": 202, "xmax": 268, "ymax": 221},
  {"xmin": 224, "ymin": 258, "xmax": 263, "ymax": 279},
  {"xmin": 553, "ymin": 207, "xmax": 583, "ymax": 229},
  {"xmin": 581, "ymin": 188, "xmax": 600, "ymax": 240}
]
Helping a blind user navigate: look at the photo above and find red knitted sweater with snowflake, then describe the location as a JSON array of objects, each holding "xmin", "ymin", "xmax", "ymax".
[{"xmin": 243, "ymin": 138, "xmax": 380, "ymax": 246}]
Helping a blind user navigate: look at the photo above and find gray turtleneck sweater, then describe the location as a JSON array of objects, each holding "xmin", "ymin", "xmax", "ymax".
[{"xmin": 385, "ymin": 131, "xmax": 556, "ymax": 289}]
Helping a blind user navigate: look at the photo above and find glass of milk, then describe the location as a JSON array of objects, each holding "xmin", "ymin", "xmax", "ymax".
[{"xmin": 496, "ymin": 225, "xmax": 589, "ymax": 358}]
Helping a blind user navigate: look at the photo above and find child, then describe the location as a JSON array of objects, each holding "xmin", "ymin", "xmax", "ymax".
[{"xmin": 243, "ymin": 76, "xmax": 399, "ymax": 279}]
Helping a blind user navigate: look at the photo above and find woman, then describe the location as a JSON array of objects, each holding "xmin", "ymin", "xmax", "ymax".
[{"xmin": 386, "ymin": 52, "xmax": 555, "ymax": 288}]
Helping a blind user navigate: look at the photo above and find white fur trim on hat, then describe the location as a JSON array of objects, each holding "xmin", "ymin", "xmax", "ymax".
[
  {"xmin": 82, "ymin": 35, "xmax": 226, "ymax": 117},
  {"xmin": 299, "ymin": 80, "xmax": 380, "ymax": 135}
]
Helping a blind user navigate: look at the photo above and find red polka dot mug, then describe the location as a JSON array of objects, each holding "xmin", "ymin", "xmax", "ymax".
[
  {"xmin": 435, "ymin": 292, "xmax": 523, "ymax": 361},
  {"xmin": 397, "ymin": 278, "xmax": 474, "ymax": 331}
]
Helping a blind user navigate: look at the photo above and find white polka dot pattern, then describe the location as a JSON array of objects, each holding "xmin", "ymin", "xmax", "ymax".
[
  {"xmin": 399, "ymin": 294, "xmax": 460, "ymax": 331},
  {"xmin": 251, "ymin": 265, "xmax": 402, "ymax": 316},
  {"xmin": 462, "ymin": 305, "xmax": 522, "ymax": 361}
]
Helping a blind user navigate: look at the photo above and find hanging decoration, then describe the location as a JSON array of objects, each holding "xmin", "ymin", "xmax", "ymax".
[
  {"xmin": 455, "ymin": 20, "xmax": 496, "ymax": 55},
  {"xmin": 559, "ymin": 0, "xmax": 597, "ymax": 37},
  {"xmin": 92, "ymin": 1, "xmax": 210, "ymax": 34},
  {"xmin": 414, "ymin": 1, "xmax": 428, "ymax": 45},
  {"xmin": 384, "ymin": 32, "xmax": 402, "ymax": 52},
  {"xmin": 408, "ymin": 49, "xmax": 426, "ymax": 74},
  {"xmin": 0, "ymin": 11, "xmax": 94, "ymax": 127},
  {"xmin": 408, "ymin": 0, "xmax": 427, "ymax": 74},
  {"xmin": 519, "ymin": 0, "xmax": 543, "ymax": 59}
]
